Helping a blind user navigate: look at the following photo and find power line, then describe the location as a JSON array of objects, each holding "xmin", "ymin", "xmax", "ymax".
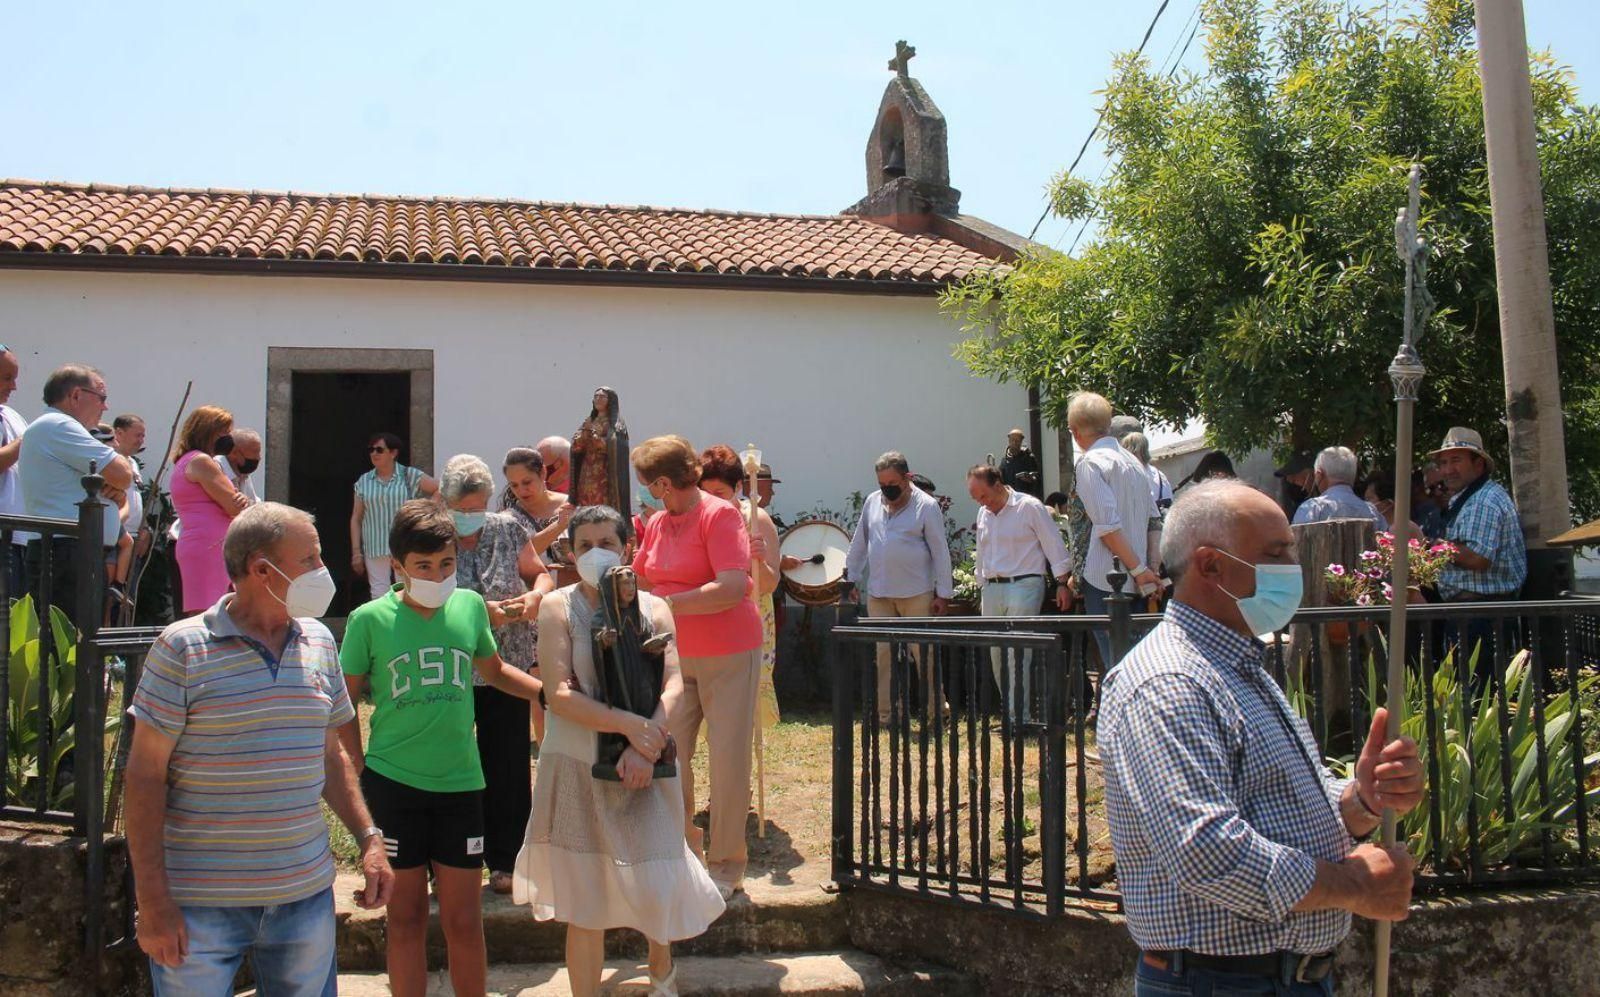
[
  {"xmin": 1027, "ymin": 0, "xmax": 1177, "ymax": 242},
  {"xmin": 1064, "ymin": 1, "xmax": 1203, "ymax": 256}
]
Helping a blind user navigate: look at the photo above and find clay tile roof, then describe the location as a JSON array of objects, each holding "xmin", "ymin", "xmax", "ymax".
[{"xmin": 0, "ymin": 180, "xmax": 1006, "ymax": 292}]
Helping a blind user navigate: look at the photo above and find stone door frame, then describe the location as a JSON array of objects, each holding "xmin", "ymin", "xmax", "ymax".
[{"xmin": 264, "ymin": 347, "xmax": 435, "ymax": 504}]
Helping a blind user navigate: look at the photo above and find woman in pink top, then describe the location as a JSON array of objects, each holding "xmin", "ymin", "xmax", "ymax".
[
  {"xmin": 169, "ymin": 406, "xmax": 249, "ymax": 613},
  {"xmin": 630, "ymin": 435, "xmax": 762, "ymax": 899}
]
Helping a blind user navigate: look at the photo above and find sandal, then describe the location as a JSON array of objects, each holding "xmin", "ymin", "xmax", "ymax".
[
  {"xmin": 649, "ymin": 964, "xmax": 678, "ymax": 997},
  {"xmin": 488, "ymin": 870, "xmax": 514, "ymax": 895}
]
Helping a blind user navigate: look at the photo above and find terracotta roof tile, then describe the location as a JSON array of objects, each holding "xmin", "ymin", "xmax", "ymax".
[{"xmin": 0, "ymin": 179, "xmax": 1004, "ymax": 289}]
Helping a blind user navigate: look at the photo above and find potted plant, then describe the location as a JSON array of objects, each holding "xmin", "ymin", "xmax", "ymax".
[{"xmin": 1323, "ymin": 533, "xmax": 1456, "ymax": 644}]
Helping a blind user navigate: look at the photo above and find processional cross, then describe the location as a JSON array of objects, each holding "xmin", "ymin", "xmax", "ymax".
[
  {"xmin": 1373, "ymin": 164, "xmax": 1434, "ymax": 997},
  {"xmin": 888, "ymin": 40, "xmax": 916, "ymax": 78}
]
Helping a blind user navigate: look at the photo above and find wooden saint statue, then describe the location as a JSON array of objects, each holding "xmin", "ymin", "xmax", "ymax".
[
  {"xmin": 570, "ymin": 386, "xmax": 631, "ymax": 516},
  {"xmin": 589, "ymin": 565, "xmax": 676, "ymax": 781}
]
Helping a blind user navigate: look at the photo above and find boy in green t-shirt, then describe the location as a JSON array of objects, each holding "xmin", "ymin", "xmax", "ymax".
[{"xmin": 338, "ymin": 499, "xmax": 542, "ymax": 997}]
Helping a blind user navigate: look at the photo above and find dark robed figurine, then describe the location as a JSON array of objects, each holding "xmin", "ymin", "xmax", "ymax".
[
  {"xmin": 588, "ymin": 565, "xmax": 676, "ymax": 782},
  {"xmin": 570, "ymin": 386, "xmax": 631, "ymax": 518}
]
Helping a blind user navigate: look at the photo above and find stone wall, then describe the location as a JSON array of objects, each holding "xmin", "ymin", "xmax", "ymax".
[
  {"xmin": 847, "ymin": 885, "xmax": 1600, "ymax": 995},
  {"xmin": 0, "ymin": 826, "xmax": 144, "ymax": 996}
]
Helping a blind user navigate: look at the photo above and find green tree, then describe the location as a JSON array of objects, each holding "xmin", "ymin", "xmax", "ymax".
[{"xmin": 946, "ymin": 0, "xmax": 1600, "ymax": 518}]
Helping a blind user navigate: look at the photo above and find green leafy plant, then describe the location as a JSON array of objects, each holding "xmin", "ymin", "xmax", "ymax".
[
  {"xmin": 1295, "ymin": 644, "xmax": 1600, "ymax": 870},
  {"xmin": 952, "ymin": 557, "xmax": 981, "ymax": 606},
  {"xmin": 4, "ymin": 594, "xmax": 117, "ymax": 810}
]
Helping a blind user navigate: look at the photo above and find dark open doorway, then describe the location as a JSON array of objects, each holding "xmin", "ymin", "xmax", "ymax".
[{"xmin": 288, "ymin": 371, "xmax": 412, "ymax": 617}]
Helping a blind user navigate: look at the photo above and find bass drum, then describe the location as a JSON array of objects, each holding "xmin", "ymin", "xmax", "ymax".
[{"xmin": 778, "ymin": 519, "xmax": 851, "ymax": 607}]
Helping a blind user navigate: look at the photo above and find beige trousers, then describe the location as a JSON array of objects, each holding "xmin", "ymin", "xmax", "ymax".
[
  {"xmin": 670, "ymin": 647, "xmax": 761, "ymax": 889},
  {"xmin": 867, "ymin": 592, "xmax": 943, "ymax": 720}
]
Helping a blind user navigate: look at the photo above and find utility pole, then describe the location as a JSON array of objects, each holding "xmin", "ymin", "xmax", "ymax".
[{"xmin": 1474, "ymin": 0, "xmax": 1572, "ymax": 590}]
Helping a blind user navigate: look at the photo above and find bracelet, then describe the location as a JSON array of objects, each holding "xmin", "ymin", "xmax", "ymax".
[{"xmin": 1354, "ymin": 788, "xmax": 1382, "ymax": 822}]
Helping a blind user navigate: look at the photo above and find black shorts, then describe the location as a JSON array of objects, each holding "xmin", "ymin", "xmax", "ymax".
[{"xmin": 360, "ymin": 768, "xmax": 485, "ymax": 870}]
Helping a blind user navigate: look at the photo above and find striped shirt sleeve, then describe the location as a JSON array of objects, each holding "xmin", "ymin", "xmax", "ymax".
[
  {"xmin": 128, "ymin": 635, "xmax": 190, "ymax": 739},
  {"xmin": 325, "ymin": 654, "xmax": 356, "ymax": 727}
]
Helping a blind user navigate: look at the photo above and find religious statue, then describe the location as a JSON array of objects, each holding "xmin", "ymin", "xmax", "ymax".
[
  {"xmin": 588, "ymin": 565, "xmax": 676, "ymax": 782},
  {"xmin": 569, "ymin": 386, "xmax": 631, "ymax": 516}
]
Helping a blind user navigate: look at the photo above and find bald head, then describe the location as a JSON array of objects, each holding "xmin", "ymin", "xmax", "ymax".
[{"xmin": 1162, "ymin": 480, "xmax": 1290, "ymax": 579}]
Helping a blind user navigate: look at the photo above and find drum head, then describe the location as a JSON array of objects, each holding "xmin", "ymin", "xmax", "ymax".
[{"xmin": 779, "ymin": 519, "xmax": 851, "ymax": 589}]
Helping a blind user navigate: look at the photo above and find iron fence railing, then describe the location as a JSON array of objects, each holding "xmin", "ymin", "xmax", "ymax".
[
  {"xmin": 0, "ymin": 466, "xmax": 159, "ymax": 966},
  {"xmin": 832, "ymin": 577, "xmax": 1600, "ymax": 917}
]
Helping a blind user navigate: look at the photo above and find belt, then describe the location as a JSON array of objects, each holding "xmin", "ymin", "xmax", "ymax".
[
  {"xmin": 985, "ymin": 573, "xmax": 1042, "ymax": 585},
  {"xmin": 1145, "ymin": 950, "xmax": 1336, "ymax": 984}
]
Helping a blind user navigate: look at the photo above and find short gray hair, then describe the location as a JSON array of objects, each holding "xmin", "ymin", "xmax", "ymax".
[
  {"xmin": 1121, "ymin": 431, "xmax": 1151, "ymax": 465},
  {"xmin": 536, "ymin": 435, "xmax": 571, "ymax": 461},
  {"xmin": 1066, "ymin": 392, "xmax": 1114, "ymax": 435},
  {"xmin": 874, "ymin": 451, "xmax": 909, "ymax": 474},
  {"xmin": 440, "ymin": 454, "xmax": 495, "ymax": 504},
  {"xmin": 1160, "ymin": 480, "xmax": 1260, "ymax": 580},
  {"xmin": 1314, "ymin": 446, "xmax": 1359, "ymax": 486},
  {"xmin": 232, "ymin": 427, "xmax": 262, "ymax": 448},
  {"xmin": 224, "ymin": 502, "xmax": 313, "ymax": 579},
  {"xmin": 1109, "ymin": 414, "xmax": 1144, "ymax": 441}
]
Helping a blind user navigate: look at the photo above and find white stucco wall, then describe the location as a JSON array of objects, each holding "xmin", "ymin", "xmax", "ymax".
[{"xmin": 3, "ymin": 268, "xmax": 1052, "ymax": 533}]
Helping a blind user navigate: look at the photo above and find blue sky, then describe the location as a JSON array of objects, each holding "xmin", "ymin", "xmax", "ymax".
[{"xmin": 5, "ymin": 1, "xmax": 1595, "ymax": 250}]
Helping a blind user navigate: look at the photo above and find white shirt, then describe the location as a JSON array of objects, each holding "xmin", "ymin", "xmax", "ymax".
[
  {"xmin": 0, "ymin": 404, "xmax": 28, "ymax": 543},
  {"xmin": 975, "ymin": 488, "xmax": 1072, "ymax": 582},
  {"xmin": 845, "ymin": 487, "xmax": 954, "ymax": 599},
  {"xmin": 1075, "ymin": 436, "xmax": 1157, "ymax": 593},
  {"xmin": 1146, "ymin": 464, "xmax": 1174, "ymax": 513}
]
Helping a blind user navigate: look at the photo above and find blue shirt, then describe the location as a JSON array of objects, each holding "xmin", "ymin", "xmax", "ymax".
[
  {"xmin": 845, "ymin": 487, "xmax": 954, "ymax": 599},
  {"xmin": 1438, "ymin": 477, "xmax": 1526, "ymax": 599},
  {"xmin": 1291, "ymin": 483, "xmax": 1387, "ymax": 533},
  {"xmin": 1099, "ymin": 601, "xmax": 1355, "ymax": 955},
  {"xmin": 19, "ymin": 409, "xmax": 118, "ymax": 524}
]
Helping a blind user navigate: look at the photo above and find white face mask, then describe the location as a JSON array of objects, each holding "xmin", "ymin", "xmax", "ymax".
[
  {"xmin": 402, "ymin": 569, "xmax": 456, "ymax": 609},
  {"xmin": 577, "ymin": 547, "xmax": 622, "ymax": 588},
  {"xmin": 264, "ymin": 560, "xmax": 337, "ymax": 618}
]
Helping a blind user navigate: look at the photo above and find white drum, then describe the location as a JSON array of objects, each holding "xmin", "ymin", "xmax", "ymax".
[{"xmin": 778, "ymin": 519, "xmax": 851, "ymax": 606}]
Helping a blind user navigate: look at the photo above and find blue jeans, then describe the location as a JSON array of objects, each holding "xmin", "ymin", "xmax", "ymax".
[
  {"xmin": 981, "ymin": 576, "xmax": 1047, "ymax": 720},
  {"xmin": 149, "ymin": 887, "xmax": 337, "ymax": 997},
  {"xmin": 1082, "ymin": 584, "xmax": 1116, "ymax": 673},
  {"xmin": 1135, "ymin": 954, "xmax": 1334, "ymax": 996}
]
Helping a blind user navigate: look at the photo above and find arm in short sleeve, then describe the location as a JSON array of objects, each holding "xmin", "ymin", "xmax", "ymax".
[
  {"xmin": 324, "ymin": 652, "xmax": 356, "ymax": 727},
  {"xmin": 128, "ymin": 635, "xmax": 190, "ymax": 739},
  {"xmin": 704, "ymin": 501, "xmax": 752, "ymax": 574},
  {"xmin": 338, "ymin": 613, "xmax": 373, "ymax": 676},
  {"xmin": 472, "ymin": 592, "xmax": 499, "ymax": 659},
  {"xmin": 1107, "ymin": 675, "xmax": 1318, "ymax": 922}
]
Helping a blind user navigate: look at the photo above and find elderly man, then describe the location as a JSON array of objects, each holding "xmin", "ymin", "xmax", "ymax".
[
  {"xmin": 19, "ymin": 364, "xmax": 133, "ymax": 624},
  {"xmin": 126, "ymin": 502, "xmax": 393, "ymax": 993},
  {"xmin": 1100, "ymin": 480, "xmax": 1422, "ymax": 995},
  {"xmin": 1067, "ymin": 393, "xmax": 1159, "ymax": 668},
  {"xmin": 969, "ymin": 464, "xmax": 1072, "ymax": 721},
  {"xmin": 0, "ymin": 347, "xmax": 27, "ymax": 594},
  {"xmin": 222, "ymin": 427, "xmax": 263, "ymax": 504},
  {"xmin": 536, "ymin": 435, "xmax": 572, "ymax": 494},
  {"xmin": 1291, "ymin": 447, "xmax": 1387, "ymax": 532},
  {"xmin": 998, "ymin": 427, "xmax": 1042, "ymax": 498},
  {"xmin": 846, "ymin": 451, "xmax": 954, "ymax": 722}
]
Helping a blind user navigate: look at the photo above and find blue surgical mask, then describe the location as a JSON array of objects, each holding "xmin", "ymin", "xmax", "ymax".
[
  {"xmin": 451, "ymin": 510, "xmax": 487, "ymax": 535},
  {"xmin": 640, "ymin": 492, "xmax": 663, "ymax": 512},
  {"xmin": 1216, "ymin": 549, "xmax": 1303, "ymax": 637}
]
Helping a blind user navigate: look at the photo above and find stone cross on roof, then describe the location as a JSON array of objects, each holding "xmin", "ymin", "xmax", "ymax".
[{"xmin": 888, "ymin": 40, "xmax": 916, "ymax": 79}]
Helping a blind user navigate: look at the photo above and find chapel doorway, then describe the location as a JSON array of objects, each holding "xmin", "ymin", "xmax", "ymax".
[{"xmin": 265, "ymin": 348, "xmax": 434, "ymax": 619}]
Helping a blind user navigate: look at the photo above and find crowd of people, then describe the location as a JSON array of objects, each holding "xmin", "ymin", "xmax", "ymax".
[{"xmin": 0, "ymin": 354, "xmax": 1536, "ymax": 996}]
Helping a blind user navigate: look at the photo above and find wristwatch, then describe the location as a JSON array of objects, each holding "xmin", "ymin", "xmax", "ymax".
[{"xmin": 359, "ymin": 825, "xmax": 383, "ymax": 844}]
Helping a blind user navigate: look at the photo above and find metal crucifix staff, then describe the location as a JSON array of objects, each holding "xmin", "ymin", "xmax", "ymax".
[{"xmin": 1373, "ymin": 163, "xmax": 1433, "ymax": 997}]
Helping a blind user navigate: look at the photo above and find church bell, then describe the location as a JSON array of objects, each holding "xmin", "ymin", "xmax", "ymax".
[{"xmin": 883, "ymin": 140, "xmax": 907, "ymax": 179}]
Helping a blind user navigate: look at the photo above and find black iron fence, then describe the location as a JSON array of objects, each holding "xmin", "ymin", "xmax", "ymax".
[
  {"xmin": 0, "ymin": 467, "xmax": 160, "ymax": 962},
  {"xmin": 832, "ymin": 582, "xmax": 1600, "ymax": 917}
]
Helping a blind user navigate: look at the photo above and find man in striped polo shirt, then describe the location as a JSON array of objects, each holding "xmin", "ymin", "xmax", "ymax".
[{"xmin": 126, "ymin": 502, "xmax": 395, "ymax": 995}]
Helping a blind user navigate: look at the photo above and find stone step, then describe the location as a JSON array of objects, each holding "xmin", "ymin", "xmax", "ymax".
[
  {"xmin": 334, "ymin": 874, "xmax": 849, "ymax": 973},
  {"xmin": 332, "ymin": 950, "xmax": 976, "ymax": 996}
]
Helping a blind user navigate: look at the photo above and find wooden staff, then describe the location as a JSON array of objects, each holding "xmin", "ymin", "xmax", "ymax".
[{"xmin": 741, "ymin": 444, "xmax": 766, "ymax": 840}]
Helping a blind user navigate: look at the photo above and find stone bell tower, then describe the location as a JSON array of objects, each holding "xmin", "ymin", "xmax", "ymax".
[{"xmin": 847, "ymin": 41, "xmax": 962, "ymax": 220}]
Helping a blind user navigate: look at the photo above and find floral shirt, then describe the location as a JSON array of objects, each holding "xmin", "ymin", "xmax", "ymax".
[{"xmin": 455, "ymin": 512, "xmax": 537, "ymax": 678}]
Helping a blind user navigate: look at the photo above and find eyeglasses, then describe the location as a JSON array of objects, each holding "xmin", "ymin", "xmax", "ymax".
[
  {"xmin": 367, "ymin": 446, "xmax": 390, "ymax": 454},
  {"xmin": 80, "ymin": 388, "xmax": 108, "ymax": 404}
]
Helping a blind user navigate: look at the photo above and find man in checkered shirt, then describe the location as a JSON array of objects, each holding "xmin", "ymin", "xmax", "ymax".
[{"xmin": 1100, "ymin": 480, "xmax": 1423, "ymax": 995}]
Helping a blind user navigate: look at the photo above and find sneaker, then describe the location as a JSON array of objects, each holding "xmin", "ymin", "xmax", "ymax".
[{"xmin": 488, "ymin": 870, "xmax": 513, "ymax": 895}]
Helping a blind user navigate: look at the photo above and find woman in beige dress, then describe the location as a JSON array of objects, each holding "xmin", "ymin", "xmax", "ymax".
[{"xmin": 513, "ymin": 506, "xmax": 724, "ymax": 997}]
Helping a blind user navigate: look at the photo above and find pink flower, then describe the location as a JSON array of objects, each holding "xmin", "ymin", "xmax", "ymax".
[
  {"xmin": 1360, "ymin": 551, "xmax": 1381, "ymax": 562},
  {"xmin": 1328, "ymin": 564, "xmax": 1347, "ymax": 577},
  {"xmin": 1382, "ymin": 582, "xmax": 1395, "ymax": 601},
  {"xmin": 1409, "ymin": 538, "xmax": 1423, "ymax": 549},
  {"xmin": 1356, "ymin": 593, "xmax": 1373, "ymax": 607}
]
